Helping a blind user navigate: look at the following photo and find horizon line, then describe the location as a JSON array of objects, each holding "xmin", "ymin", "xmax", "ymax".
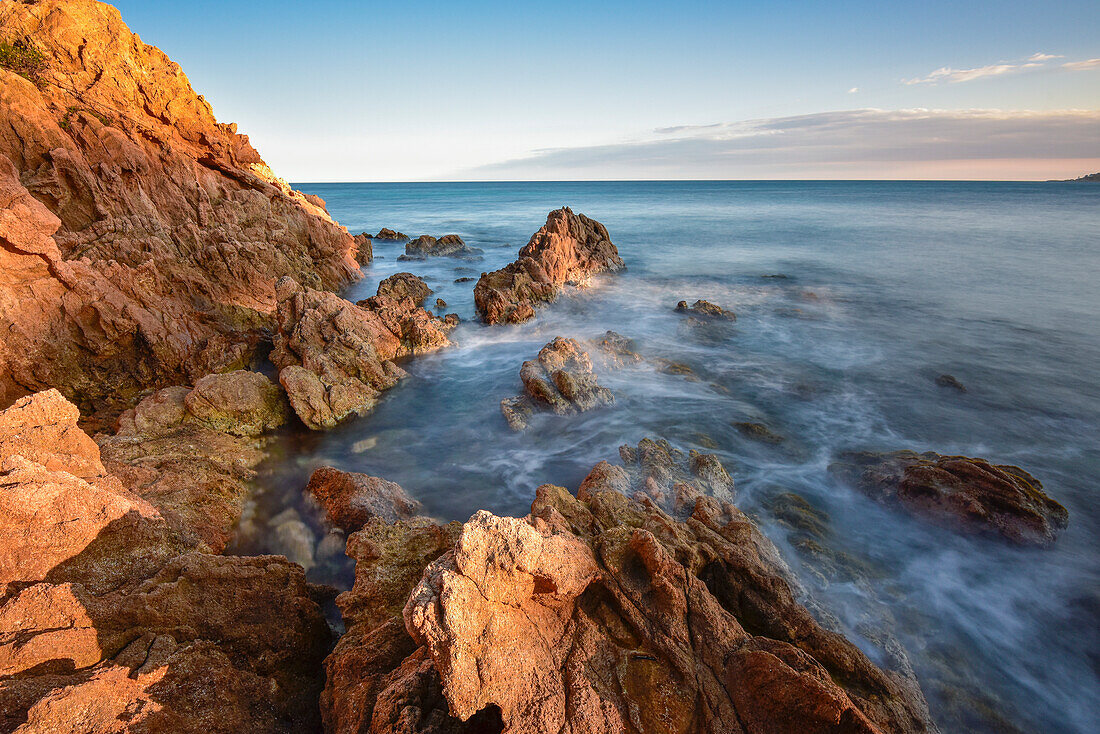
[{"xmin": 290, "ymin": 177, "xmax": 1094, "ymax": 185}]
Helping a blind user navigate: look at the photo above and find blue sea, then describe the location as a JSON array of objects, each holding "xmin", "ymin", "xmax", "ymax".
[{"xmin": 232, "ymin": 181, "xmax": 1100, "ymax": 733}]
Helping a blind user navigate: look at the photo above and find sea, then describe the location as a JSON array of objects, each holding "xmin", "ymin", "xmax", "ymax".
[{"xmin": 228, "ymin": 180, "xmax": 1100, "ymax": 733}]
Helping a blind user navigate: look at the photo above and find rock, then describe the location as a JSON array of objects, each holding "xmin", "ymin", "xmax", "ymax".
[
  {"xmin": 306, "ymin": 466, "xmax": 422, "ymax": 532},
  {"xmin": 676, "ymin": 299, "xmax": 736, "ymax": 320},
  {"xmin": 830, "ymin": 450, "xmax": 1069, "ymax": 546},
  {"xmin": 591, "ymin": 330, "xmax": 643, "ymax": 364},
  {"xmin": 454, "ymin": 276, "xmax": 475, "ymax": 283},
  {"xmin": 474, "ymin": 208, "xmax": 623, "ymax": 324},
  {"xmin": 734, "ymin": 421, "xmax": 785, "ymax": 444},
  {"xmin": 435, "ymin": 298, "xmax": 447, "ymax": 309},
  {"xmin": 499, "ymin": 337, "xmax": 613, "ymax": 431},
  {"xmin": 374, "ymin": 228, "xmax": 408, "ymax": 240},
  {"xmin": 354, "ymin": 233, "xmax": 374, "ymax": 264},
  {"xmin": 0, "ymin": 0, "xmax": 360, "ymax": 422},
  {"xmin": 375, "ymin": 272, "xmax": 433, "ymax": 307},
  {"xmin": 400, "ymin": 234, "xmax": 482, "ymax": 261},
  {"xmin": 270, "ymin": 508, "xmax": 317, "ymax": 571},
  {"xmin": 607, "ymin": 437, "xmax": 736, "ymax": 511},
  {"xmin": 0, "ymin": 389, "xmax": 331, "ymax": 732},
  {"xmin": 271, "ymin": 276, "xmax": 451, "ymax": 430},
  {"xmin": 935, "ymin": 374, "xmax": 967, "ymax": 392},
  {"xmin": 183, "ymin": 370, "xmax": 289, "ymax": 437}
]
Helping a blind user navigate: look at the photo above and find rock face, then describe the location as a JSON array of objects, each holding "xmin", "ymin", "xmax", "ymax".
[
  {"xmin": 323, "ymin": 440, "xmax": 933, "ymax": 734},
  {"xmin": 474, "ymin": 208, "xmax": 624, "ymax": 325},
  {"xmin": 375, "ymin": 272, "xmax": 433, "ymax": 307},
  {"xmin": 182, "ymin": 370, "xmax": 289, "ymax": 437},
  {"xmin": 0, "ymin": 0, "xmax": 360, "ymax": 421},
  {"xmin": 270, "ymin": 276, "xmax": 452, "ymax": 430},
  {"xmin": 0, "ymin": 390, "xmax": 332, "ymax": 732},
  {"xmin": 400, "ymin": 234, "xmax": 481, "ymax": 260},
  {"xmin": 831, "ymin": 450, "xmax": 1068, "ymax": 546},
  {"xmin": 306, "ymin": 466, "xmax": 422, "ymax": 532},
  {"xmin": 354, "ymin": 233, "xmax": 374, "ymax": 265},
  {"xmin": 676, "ymin": 299, "xmax": 736, "ymax": 320},
  {"xmin": 500, "ymin": 337, "xmax": 614, "ymax": 431}
]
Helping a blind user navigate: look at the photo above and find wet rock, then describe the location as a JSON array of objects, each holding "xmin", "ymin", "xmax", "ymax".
[
  {"xmin": 500, "ymin": 337, "xmax": 613, "ymax": 431},
  {"xmin": 676, "ymin": 299, "xmax": 736, "ymax": 320},
  {"xmin": 270, "ymin": 508, "xmax": 317, "ymax": 571},
  {"xmin": 608, "ymin": 437, "xmax": 736, "ymax": 511},
  {"xmin": 935, "ymin": 374, "xmax": 967, "ymax": 392},
  {"xmin": 306, "ymin": 465, "xmax": 423, "ymax": 532},
  {"xmin": 374, "ymin": 228, "xmax": 408, "ymax": 241},
  {"xmin": 271, "ymin": 276, "xmax": 451, "ymax": 430},
  {"xmin": 444, "ymin": 313, "xmax": 461, "ymax": 327},
  {"xmin": 400, "ymin": 234, "xmax": 482, "ymax": 261},
  {"xmin": 734, "ymin": 421, "xmax": 786, "ymax": 444},
  {"xmin": 375, "ymin": 272, "xmax": 433, "ymax": 307},
  {"xmin": 354, "ymin": 233, "xmax": 374, "ymax": 264},
  {"xmin": 591, "ymin": 330, "xmax": 643, "ymax": 364},
  {"xmin": 475, "ymin": 207, "xmax": 624, "ymax": 324},
  {"xmin": 0, "ymin": 0, "xmax": 359, "ymax": 421},
  {"xmin": 831, "ymin": 450, "xmax": 1068, "ymax": 546},
  {"xmin": 454, "ymin": 276, "xmax": 475, "ymax": 283},
  {"xmin": 0, "ymin": 390, "xmax": 331, "ymax": 732},
  {"xmin": 435, "ymin": 297, "xmax": 447, "ymax": 309},
  {"xmin": 183, "ymin": 370, "xmax": 289, "ymax": 437}
]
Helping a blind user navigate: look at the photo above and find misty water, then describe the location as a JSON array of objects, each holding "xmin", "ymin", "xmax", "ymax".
[{"xmin": 228, "ymin": 181, "xmax": 1100, "ymax": 733}]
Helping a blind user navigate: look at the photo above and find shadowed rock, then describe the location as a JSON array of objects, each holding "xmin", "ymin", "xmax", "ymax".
[
  {"xmin": 400, "ymin": 234, "xmax": 482, "ymax": 261},
  {"xmin": 353, "ymin": 233, "xmax": 374, "ymax": 264},
  {"xmin": 500, "ymin": 337, "xmax": 613, "ymax": 431},
  {"xmin": 676, "ymin": 299, "xmax": 736, "ymax": 320},
  {"xmin": 934, "ymin": 374, "xmax": 967, "ymax": 392},
  {"xmin": 474, "ymin": 207, "xmax": 623, "ymax": 324},
  {"xmin": 830, "ymin": 450, "xmax": 1068, "ymax": 546}
]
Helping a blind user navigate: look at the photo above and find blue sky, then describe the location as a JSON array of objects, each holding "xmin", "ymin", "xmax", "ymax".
[{"xmin": 113, "ymin": 0, "xmax": 1100, "ymax": 180}]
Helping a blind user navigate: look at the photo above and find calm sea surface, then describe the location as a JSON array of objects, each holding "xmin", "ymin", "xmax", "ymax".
[{"xmin": 230, "ymin": 181, "xmax": 1100, "ymax": 733}]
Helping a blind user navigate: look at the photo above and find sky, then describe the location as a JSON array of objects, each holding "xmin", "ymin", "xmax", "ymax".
[{"xmin": 111, "ymin": 0, "xmax": 1100, "ymax": 181}]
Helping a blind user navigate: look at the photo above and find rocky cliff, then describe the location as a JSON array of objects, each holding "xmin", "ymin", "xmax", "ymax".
[{"xmin": 0, "ymin": 0, "xmax": 362, "ymax": 422}]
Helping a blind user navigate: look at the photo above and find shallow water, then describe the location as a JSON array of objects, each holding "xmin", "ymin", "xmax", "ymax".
[{"xmin": 228, "ymin": 181, "xmax": 1100, "ymax": 733}]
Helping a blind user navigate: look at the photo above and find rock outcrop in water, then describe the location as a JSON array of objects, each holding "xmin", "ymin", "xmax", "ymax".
[
  {"xmin": 400, "ymin": 234, "xmax": 481, "ymax": 261},
  {"xmin": 0, "ymin": 0, "xmax": 360, "ymax": 422},
  {"xmin": 323, "ymin": 440, "xmax": 934, "ymax": 734},
  {"xmin": 500, "ymin": 337, "xmax": 614, "ymax": 431},
  {"xmin": 375, "ymin": 272, "xmax": 433, "ymax": 307},
  {"xmin": 0, "ymin": 390, "xmax": 332, "ymax": 732},
  {"xmin": 474, "ymin": 207, "xmax": 624, "ymax": 324},
  {"xmin": 353, "ymin": 233, "xmax": 374, "ymax": 264},
  {"xmin": 676, "ymin": 299, "xmax": 737, "ymax": 320},
  {"xmin": 271, "ymin": 276, "xmax": 452, "ymax": 430},
  {"xmin": 306, "ymin": 466, "xmax": 423, "ymax": 532},
  {"xmin": 831, "ymin": 450, "xmax": 1068, "ymax": 546}
]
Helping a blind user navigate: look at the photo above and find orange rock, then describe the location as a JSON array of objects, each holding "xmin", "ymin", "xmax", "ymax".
[
  {"xmin": 306, "ymin": 466, "xmax": 422, "ymax": 532},
  {"xmin": 474, "ymin": 207, "xmax": 623, "ymax": 324}
]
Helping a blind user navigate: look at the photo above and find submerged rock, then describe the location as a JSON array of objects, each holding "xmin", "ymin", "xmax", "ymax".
[
  {"xmin": 935, "ymin": 374, "xmax": 967, "ymax": 392},
  {"xmin": 0, "ymin": 389, "xmax": 331, "ymax": 732},
  {"xmin": 831, "ymin": 450, "xmax": 1068, "ymax": 546},
  {"xmin": 306, "ymin": 466, "xmax": 422, "ymax": 532},
  {"xmin": 474, "ymin": 207, "xmax": 624, "ymax": 324},
  {"xmin": 0, "ymin": 0, "xmax": 360, "ymax": 421},
  {"xmin": 734, "ymin": 421, "xmax": 786, "ymax": 444},
  {"xmin": 500, "ymin": 337, "xmax": 613, "ymax": 431},
  {"xmin": 400, "ymin": 234, "xmax": 482, "ymax": 260},
  {"xmin": 676, "ymin": 299, "xmax": 736, "ymax": 320}
]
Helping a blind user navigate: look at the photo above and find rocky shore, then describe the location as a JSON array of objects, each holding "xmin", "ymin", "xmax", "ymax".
[{"xmin": 0, "ymin": 1, "xmax": 1072, "ymax": 732}]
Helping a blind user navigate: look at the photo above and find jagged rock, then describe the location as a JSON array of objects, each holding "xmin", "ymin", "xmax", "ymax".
[
  {"xmin": 183, "ymin": 370, "xmax": 288, "ymax": 437},
  {"xmin": 591, "ymin": 330, "xmax": 643, "ymax": 364},
  {"xmin": 831, "ymin": 450, "xmax": 1068, "ymax": 546},
  {"xmin": 474, "ymin": 208, "xmax": 623, "ymax": 324},
  {"xmin": 0, "ymin": 389, "xmax": 332, "ymax": 732},
  {"xmin": 499, "ymin": 337, "xmax": 613, "ymax": 431},
  {"xmin": 435, "ymin": 298, "xmax": 447, "ymax": 309},
  {"xmin": 734, "ymin": 421, "xmax": 785, "ymax": 444},
  {"xmin": 375, "ymin": 272, "xmax": 433, "ymax": 307},
  {"xmin": 374, "ymin": 228, "xmax": 408, "ymax": 241},
  {"xmin": 676, "ymin": 299, "xmax": 736, "ymax": 320},
  {"xmin": 270, "ymin": 276, "xmax": 451, "ymax": 430},
  {"xmin": 400, "ymin": 234, "xmax": 482, "ymax": 261},
  {"xmin": 0, "ymin": 0, "xmax": 360, "ymax": 422},
  {"xmin": 454, "ymin": 276, "xmax": 475, "ymax": 283},
  {"xmin": 354, "ymin": 233, "xmax": 374, "ymax": 264},
  {"xmin": 306, "ymin": 466, "xmax": 423, "ymax": 532}
]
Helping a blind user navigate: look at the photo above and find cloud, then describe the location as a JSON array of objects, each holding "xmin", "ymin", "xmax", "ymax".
[
  {"xmin": 457, "ymin": 109, "xmax": 1100, "ymax": 180},
  {"xmin": 848, "ymin": 87, "xmax": 860, "ymax": 94},
  {"xmin": 903, "ymin": 52, "xmax": 1094, "ymax": 85},
  {"xmin": 1063, "ymin": 58, "xmax": 1100, "ymax": 70}
]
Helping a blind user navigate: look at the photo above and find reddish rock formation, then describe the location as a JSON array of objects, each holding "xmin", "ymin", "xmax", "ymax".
[
  {"xmin": 182, "ymin": 370, "xmax": 289, "ymax": 437},
  {"xmin": 354, "ymin": 233, "xmax": 374, "ymax": 265},
  {"xmin": 400, "ymin": 234, "xmax": 481, "ymax": 261},
  {"xmin": 474, "ymin": 208, "xmax": 623, "ymax": 325},
  {"xmin": 375, "ymin": 272, "xmax": 433, "ymax": 307},
  {"xmin": 500, "ymin": 337, "xmax": 613, "ymax": 431},
  {"xmin": 0, "ymin": 0, "xmax": 360, "ymax": 421},
  {"xmin": 271, "ymin": 276, "xmax": 452, "ymax": 430},
  {"xmin": 373, "ymin": 228, "xmax": 408, "ymax": 241},
  {"xmin": 831, "ymin": 450, "xmax": 1068, "ymax": 546},
  {"xmin": 323, "ymin": 441, "xmax": 934, "ymax": 734},
  {"xmin": 0, "ymin": 390, "xmax": 332, "ymax": 732},
  {"xmin": 306, "ymin": 466, "xmax": 422, "ymax": 532}
]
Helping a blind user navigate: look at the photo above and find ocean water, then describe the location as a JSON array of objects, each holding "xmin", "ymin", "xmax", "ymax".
[{"xmin": 230, "ymin": 181, "xmax": 1100, "ymax": 733}]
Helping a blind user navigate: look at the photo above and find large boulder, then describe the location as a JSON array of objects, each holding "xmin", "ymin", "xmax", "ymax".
[
  {"xmin": 400, "ymin": 234, "xmax": 481, "ymax": 261},
  {"xmin": 830, "ymin": 450, "xmax": 1068, "ymax": 546},
  {"xmin": 353, "ymin": 233, "xmax": 374, "ymax": 265},
  {"xmin": 323, "ymin": 441, "xmax": 934, "ymax": 734},
  {"xmin": 0, "ymin": 0, "xmax": 360, "ymax": 421},
  {"xmin": 183, "ymin": 370, "xmax": 289, "ymax": 437},
  {"xmin": 500, "ymin": 337, "xmax": 613, "ymax": 431},
  {"xmin": 0, "ymin": 390, "xmax": 332, "ymax": 732},
  {"xmin": 306, "ymin": 466, "xmax": 423, "ymax": 532},
  {"xmin": 375, "ymin": 272, "xmax": 433, "ymax": 307},
  {"xmin": 474, "ymin": 208, "xmax": 623, "ymax": 325}
]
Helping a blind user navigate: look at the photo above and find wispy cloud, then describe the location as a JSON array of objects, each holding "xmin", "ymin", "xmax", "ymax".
[
  {"xmin": 903, "ymin": 52, "xmax": 1092, "ymax": 85},
  {"xmin": 458, "ymin": 109, "xmax": 1100, "ymax": 180},
  {"xmin": 848, "ymin": 87, "xmax": 860, "ymax": 94}
]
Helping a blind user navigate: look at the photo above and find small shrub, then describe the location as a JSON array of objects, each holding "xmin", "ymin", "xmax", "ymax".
[{"xmin": 0, "ymin": 38, "xmax": 48, "ymax": 87}]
